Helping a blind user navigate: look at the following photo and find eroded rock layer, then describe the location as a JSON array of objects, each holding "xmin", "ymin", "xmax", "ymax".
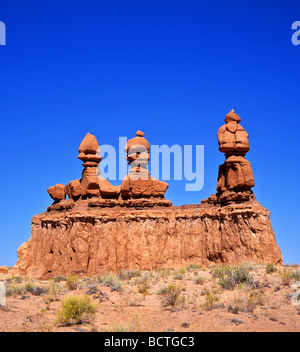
[{"xmin": 13, "ymin": 197, "xmax": 282, "ymax": 280}]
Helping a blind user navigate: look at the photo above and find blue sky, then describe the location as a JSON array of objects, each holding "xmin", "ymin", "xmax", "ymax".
[{"xmin": 0, "ymin": 0, "xmax": 299, "ymax": 266}]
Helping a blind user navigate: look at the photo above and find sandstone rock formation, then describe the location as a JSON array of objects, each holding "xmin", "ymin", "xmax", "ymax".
[
  {"xmin": 0, "ymin": 266, "xmax": 9, "ymax": 275},
  {"xmin": 48, "ymin": 133, "xmax": 121, "ymax": 202},
  {"xmin": 13, "ymin": 113, "xmax": 282, "ymax": 279},
  {"xmin": 216, "ymin": 109, "xmax": 254, "ymax": 193},
  {"xmin": 47, "ymin": 131, "xmax": 170, "ymax": 207},
  {"xmin": 121, "ymin": 130, "xmax": 169, "ymax": 200}
]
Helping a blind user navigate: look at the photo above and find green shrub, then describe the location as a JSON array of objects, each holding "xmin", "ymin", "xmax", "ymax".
[
  {"xmin": 161, "ymin": 284, "xmax": 182, "ymax": 309},
  {"xmin": 118, "ymin": 269, "xmax": 141, "ymax": 281},
  {"xmin": 228, "ymin": 290, "xmax": 265, "ymax": 314},
  {"xmin": 6, "ymin": 281, "xmax": 47, "ymax": 297},
  {"xmin": 186, "ymin": 264, "xmax": 203, "ymax": 272},
  {"xmin": 96, "ymin": 273, "xmax": 123, "ymax": 293},
  {"xmin": 217, "ymin": 266, "xmax": 257, "ymax": 290},
  {"xmin": 66, "ymin": 276, "xmax": 80, "ymax": 290},
  {"xmin": 156, "ymin": 268, "xmax": 172, "ymax": 278},
  {"xmin": 24, "ymin": 281, "xmax": 48, "ymax": 296},
  {"xmin": 49, "ymin": 282, "xmax": 65, "ymax": 301},
  {"xmin": 281, "ymin": 270, "xmax": 300, "ymax": 286},
  {"xmin": 5, "ymin": 284, "xmax": 25, "ymax": 297},
  {"xmin": 291, "ymin": 270, "xmax": 300, "ymax": 281},
  {"xmin": 156, "ymin": 285, "xmax": 168, "ymax": 295},
  {"xmin": 53, "ymin": 275, "xmax": 67, "ymax": 283},
  {"xmin": 56, "ymin": 295, "xmax": 97, "ymax": 326},
  {"xmin": 173, "ymin": 268, "xmax": 186, "ymax": 280},
  {"xmin": 134, "ymin": 271, "xmax": 151, "ymax": 285},
  {"xmin": 201, "ymin": 290, "xmax": 218, "ymax": 311},
  {"xmin": 266, "ymin": 263, "xmax": 277, "ymax": 274},
  {"xmin": 138, "ymin": 280, "xmax": 151, "ymax": 296},
  {"xmin": 11, "ymin": 276, "xmax": 22, "ymax": 283},
  {"xmin": 194, "ymin": 276, "xmax": 206, "ymax": 285},
  {"xmin": 211, "ymin": 265, "xmax": 233, "ymax": 279}
]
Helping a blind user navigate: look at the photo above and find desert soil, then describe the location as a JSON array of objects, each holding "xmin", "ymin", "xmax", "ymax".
[{"xmin": 0, "ymin": 263, "xmax": 299, "ymax": 332}]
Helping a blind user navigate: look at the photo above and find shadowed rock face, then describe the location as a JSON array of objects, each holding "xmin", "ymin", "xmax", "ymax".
[{"xmin": 13, "ymin": 112, "xmax": 282, "ymax": 279}]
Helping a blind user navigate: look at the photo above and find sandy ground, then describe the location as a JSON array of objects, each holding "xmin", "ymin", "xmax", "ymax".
[{"xmin": 0, "ymin": 263, "xmax": 299, "ymax": 332}]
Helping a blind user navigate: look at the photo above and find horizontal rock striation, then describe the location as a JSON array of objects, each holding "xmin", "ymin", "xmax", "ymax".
[{"xmin": 13, "ymin": 197, "xmax": 282, "ymax": 280}]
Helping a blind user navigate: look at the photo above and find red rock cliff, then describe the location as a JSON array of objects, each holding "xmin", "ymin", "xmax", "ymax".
[{"xmin": 13, "ymin": 113, "xmax": 282, "ymax": 279}]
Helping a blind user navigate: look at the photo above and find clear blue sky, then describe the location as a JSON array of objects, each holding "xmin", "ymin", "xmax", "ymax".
[{"xmin": 0, "ymin": 0, "xmax": 299, "ymax": 266}]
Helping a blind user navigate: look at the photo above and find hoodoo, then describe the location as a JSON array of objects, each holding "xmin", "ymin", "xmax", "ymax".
[{"xmin": 13, "ymin": 111, "xmax": 282, "ymax": 279}]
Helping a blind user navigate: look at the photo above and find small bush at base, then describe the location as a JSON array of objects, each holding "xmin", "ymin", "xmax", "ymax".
[
  {"xmin": 95, "ymin": 274, "xmax": 124, "ymax": 293},
  {"xmin": 194, "ymin": 276, "xmax": 206, "ymax": 285},
  {"xmin": 56, "ymin": 295, "xmax": 97, "ymax": 326},
  {"xmin": 118, "ymin": 269, "xmax": 141, "ymax": 281},
  {"xmin": 201, "ymin": 290, "xmax": 218, "ymax": 311},
  {"xmin": 227, "ymin": 289, "xmax": 265, "ymax": 314},
  {"xmin": 186, "ymin": 264, "xmax": 203, "ymax": 272},
  {"xmin": 216, "ymin": 266, "xmax": 257, "ymax": 290},
  {"xmin": 66, "ymin": 276, "xmax": 80, "ymax": 290},
  {"xmin": 266, "ymin": 263, "xmax": 277, "ymax": 274},
  {"xmin": 53, "ymin": 275, "xmax": 67, "ymax": 283},
  {"xmin": 161, "ymin": 284, "xmax": 182, "ymax": 310},
  {"xmin": 281, "ymin": 270, "xmax": 300, "ymax": 286}
]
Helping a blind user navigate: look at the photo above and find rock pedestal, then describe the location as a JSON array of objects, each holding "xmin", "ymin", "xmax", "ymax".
[{"xmin": 216, "ymin": 110, "xmax": 255, "ymax": 192}]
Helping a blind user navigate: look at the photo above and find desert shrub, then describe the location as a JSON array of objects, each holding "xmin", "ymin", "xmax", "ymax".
[
  {"xmin": 24, "ymin": 281, "xmax": 48, "ymax": 296},
  {"xmin": 118, "ymin": 269, "xmax": 141, "ymax": 281},
  {"xmin": 96, "ymin": 274, "xmax": 123, "ymax": 293},
  {"xmin": 161, "ymin": 284, "xmax": 182, "ymax": 310},
  {"xmin": 173, "ymin": 268, "xmax": 186, "ymax": 280},
  {"xmin": 173, "ymin": 274, "xmax": 184, "ymax": 280},
  {"xmin": 134, "ymin": 271, "xmax": 151, "ymax": 285},
  {"xmin": 128, "ymin": 293, "xmax": 142, "ymax": 307},
  {"xmin": 156, "ymin": 268, "xmax": 173, "ymax": 278},
  {"xmin": 281, "ymin": 271, "xmax": 291, "ymax": 286},
  {"xmin": 194, "ymin": 276, "xmax": 206, "ymax": 285},
  {"xmin": 178, "ymin": 267, "xmax": 186, "ymax": 275},
  {"xmin": 53, "ymin": 275, "xmax": 67, "ymax": 283},
  {"xmin": 211, "ymin": 266, "xmax": 231, "ymax": 279},
  {"xmin": 30, "ymin": 285, "xmax": 48, "ymax": 296},
  {"xmin": 5, "ymin": 284, "xmax": 25, "ymax": 297},
  {"xmin": 266, "ymin": 263, "xmax": 277, "ymax": 274},
  {"xmin": 66, "ymin": 276, "xmax": 80, "ymax": 290},
  {"xmin": 228, "ymin": 297, "xmax": 244, "ymax": 314},
  {"xmin": 49, "ymin": 282, "xmax": 65, "ymax": 301},
  {"xmin": 156, "ymin": 285, "xmax": 168, "ymax": 295},
  {"xmin": 218, "ymin": 266, "xmax": 257, "ymax": 290},
  {"xmin": 7, "ymin": 280, "xmax": 48, "ymax": 297},
  {"xmin": 11, "ymin": 276, "xmax": 22, "ymax": 283},
  {"xmin": 240, "ymin": 262, "xmax": 256, "ymax": 271},
  {"xmin": 138, "ymin": 280, "xmax": 151, "ymax": 296},
  {"xmin": 291, "ymin": 270, "xmax": 300, "ymax": 281},
  {"xmin": 201, "ymin": 290, "xmax": 218, "ymax": 311},
  {"xmin": 249, "ymin": 289, "xmax": 265, "ymax": 307},
  {"xmin": 228, "ymin": 290, "xmax": 265, "ymax": 314},
  {"xmin": 281, "ymin": 270, "xmax": 300, "ymax": 286},
  {"xmin": 56, "ymin": 295, "xmax": 97, "ymax": 326},
  {"xmin": 186, "ymin": 264, "xmax": 203, "ymax": 272}
]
